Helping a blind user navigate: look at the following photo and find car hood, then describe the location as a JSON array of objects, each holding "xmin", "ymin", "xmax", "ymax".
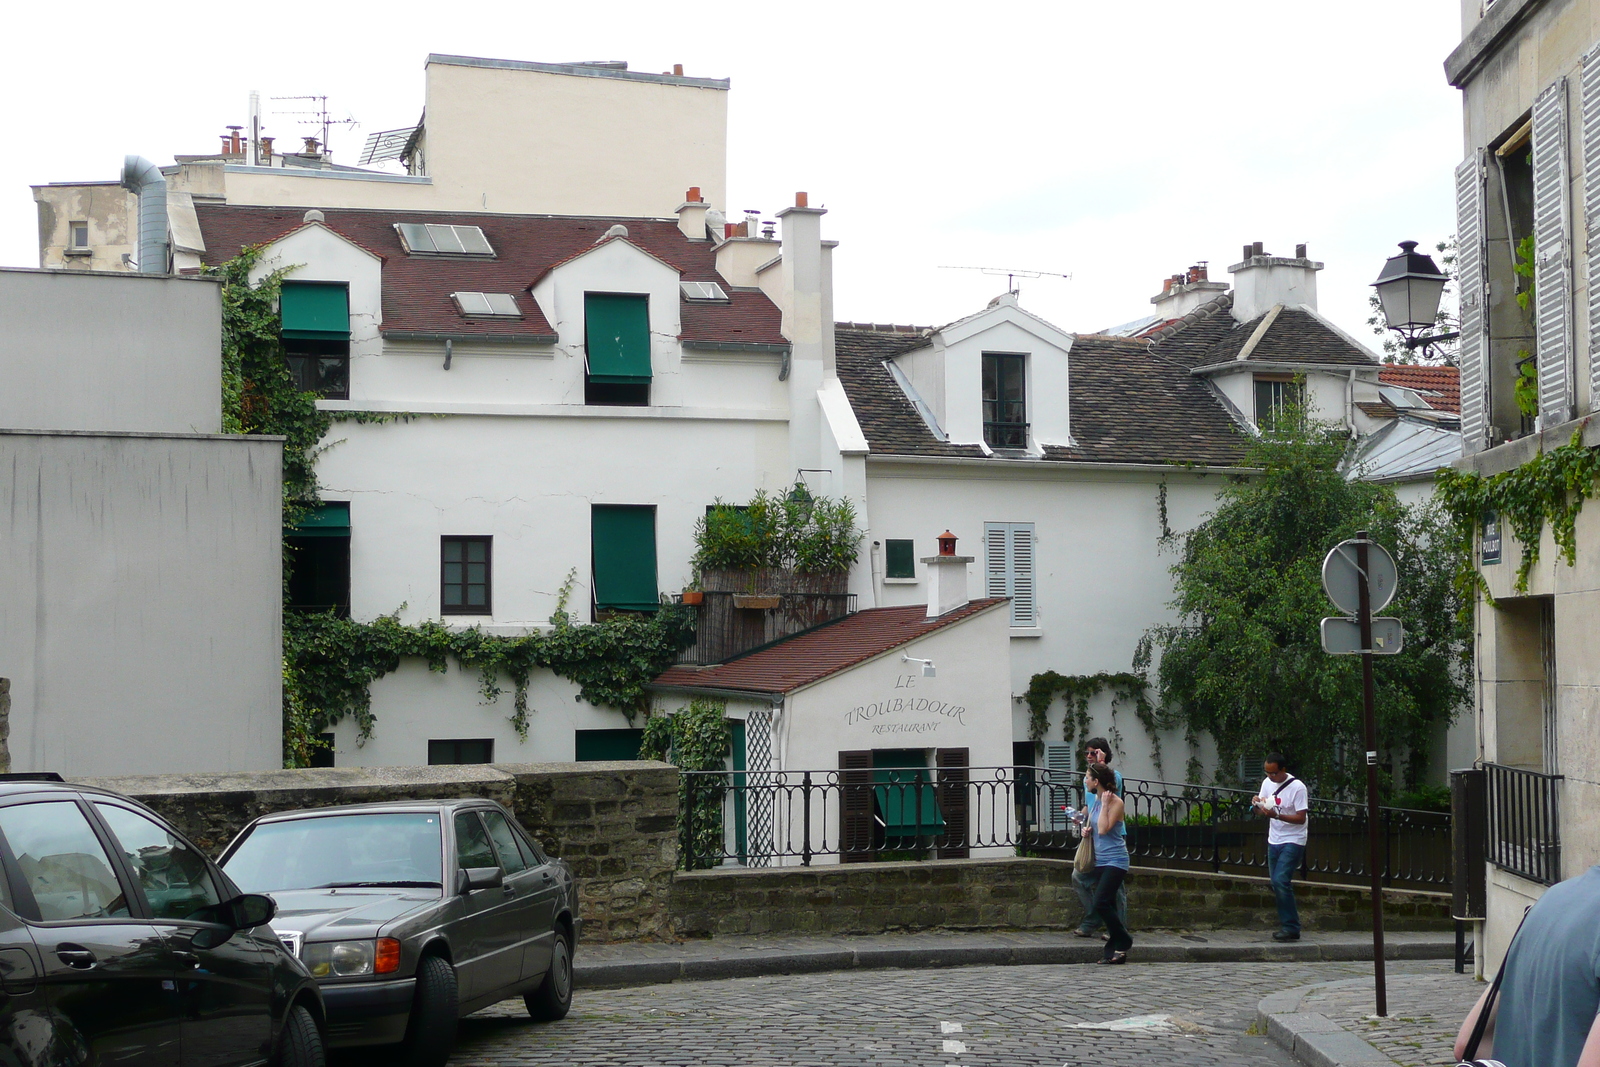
[{"xmin": 266, "ymin": 887, "xmax": 441, "ymax": 942}]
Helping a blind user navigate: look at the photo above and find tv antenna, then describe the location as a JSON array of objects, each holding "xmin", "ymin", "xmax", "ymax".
[
  {"xmin": 270, "ymin": 95, "xmax": 359, "ymax": 154},
  {"xmin": 939, "ymin": 265, "xmax": 1073, "ymax": 293}
]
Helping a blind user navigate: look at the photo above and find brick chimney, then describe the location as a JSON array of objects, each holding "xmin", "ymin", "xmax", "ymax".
[
  {"xmin": 1150, "ymin": 262, "xmax": 1228, "ymax": 320},
  {"xmin": 1228, "ymin": 242, "xmax": 1323, "ymax": 323},
  {"xmin": 921, "ymin": 531, "xmax": 972, "ymax": 618}
]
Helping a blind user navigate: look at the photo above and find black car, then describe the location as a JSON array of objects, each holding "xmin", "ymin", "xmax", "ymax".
[
  {"xmin": 0, "ymin": 774, "xmax": 326, "ymax": 1067},
  {"xmin": 219, "ymin": 799, "xmax": 578, "ymax": 1067}
]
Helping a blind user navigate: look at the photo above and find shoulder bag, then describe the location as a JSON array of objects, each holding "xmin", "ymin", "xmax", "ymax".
[
  {"xmin": 1455, "ymin": 907, "xmax": 1533, "ymax": 1067},
  {"xmin": 1074, "ymin": 799, "xmax": 1095, "ymax": 873}
]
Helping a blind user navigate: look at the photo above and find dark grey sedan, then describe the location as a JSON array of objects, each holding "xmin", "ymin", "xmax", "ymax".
[{"xmin": 218, "ymin": 799, "xmax": 577, "ymax": 1067}]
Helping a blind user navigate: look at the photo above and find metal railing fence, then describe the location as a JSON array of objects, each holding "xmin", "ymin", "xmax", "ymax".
[
  {"xmin": 1485, "ymin": 762, "xmax": 1562, "ymax": 886},
  {"xmin": 676, "ymin": 767, "xmax": 1452, "ymax": 889}
]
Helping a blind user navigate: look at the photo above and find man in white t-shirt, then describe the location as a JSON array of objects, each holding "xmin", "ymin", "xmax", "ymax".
[{"xmin": 1253, "ymin": 752, "xmax": 1309, "ymax": 942}]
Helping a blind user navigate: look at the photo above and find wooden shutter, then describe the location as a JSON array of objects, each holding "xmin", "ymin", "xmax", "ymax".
[
  {"xmin": 935, "ymin": 748, "xmax": 970, "ymax": 859},
  {"xmin": 585, "ymin": 293, "xmax": 653, "ymax": 383},
  {"xmin": 983, "ymin": 522, "xmax": 1036, "ymax": 626},
  {"xmin": 1457, "ymin": 151, "xmax": 1489, "ymax": 454},
  {"xmin": 839, "ymin": 750, "xmax": 873, "ymax": 863},
  {"xmin": 1533, "ymin": 77, "xmax": 1575, "ymax": 426},
  {"xmin": 1582, "ymin": 45, "xmax": 1600, "ymax": 414},
  {"xmin": 1044, "ymin": 742, "xmax": 1075, "ymax": 832},
  {"xmin": 591, "ymin": 505, "xmax": 659, "ymax": 611}
]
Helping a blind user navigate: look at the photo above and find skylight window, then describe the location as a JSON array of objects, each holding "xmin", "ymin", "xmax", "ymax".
[
  {"xmin": 395, "ymin": 223, "xmax": 495, "ymax": 257},
  {"xmin": 680, "ymin": 280, "xmax": 730, "ymax": 303},
  {"xmin": 451, "ymin": 292, "xmax": 522, "ymax": 318}
]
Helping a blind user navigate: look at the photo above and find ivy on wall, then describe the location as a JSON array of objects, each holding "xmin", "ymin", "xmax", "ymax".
[
  {"xmin": 214, "ymin": 248, "xmax": 696, "ymax": 765},
  {"xmin": 640, "ymin": 698, "xmax": 732, "ymax": 870},
  {"xmin": 1023, "ymin": 671, "xmax": 1160, "ymax": 773}
]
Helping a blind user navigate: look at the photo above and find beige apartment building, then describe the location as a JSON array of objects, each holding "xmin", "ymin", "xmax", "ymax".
[{"xmin": 1447, "ymin": 0, "xmax": 1600, "ymax": 973}]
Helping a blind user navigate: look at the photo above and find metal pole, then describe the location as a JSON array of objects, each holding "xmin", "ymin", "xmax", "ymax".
[
  {"xmin": 802, "ymin": 771, "xmax": 813, "ymax": 867},
  {"xmin": 1356, "ymin": 531, "xmax": 1388, "ymax": 1017}
]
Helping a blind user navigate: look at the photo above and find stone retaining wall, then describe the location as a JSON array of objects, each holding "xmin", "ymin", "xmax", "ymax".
[
  {"xmin": 671, "ymin": 859, "xmax": 1453, "ymax": 938},
  {"xmin": 76, "ymin": 761, "xmax": 678, "ymax": 943}
]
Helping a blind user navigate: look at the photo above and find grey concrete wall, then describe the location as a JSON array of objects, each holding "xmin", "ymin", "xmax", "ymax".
[
  {"xmin": 0, "ymin": 268, "xmax": 222, "ymax": 434},
  {"xmin": 77, "ymin": 761, "xmax": 681, "ymax": 943},
  {"xmin": 0, "ymin": 429, "xmax": 282, "ymax": 776}
]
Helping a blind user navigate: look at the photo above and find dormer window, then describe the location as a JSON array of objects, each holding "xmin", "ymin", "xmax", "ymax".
[
  {"xmin": 451, "ymin": 292, "xmax": 522, "ymax": 318},
  {"xmin": 680, "ymin": 281, "xmax": 730, "ymax": 303},
  {"xmin": 1253, "ymin": 374, "xmax": 1302, "ymax": 428},
  {"xmin": 982, "ymin": 352, "xmax": 1028, "ymax": 449},
  {"xmin": 394, "ymin": 223, "xmax": 494, "ymax": 257}
]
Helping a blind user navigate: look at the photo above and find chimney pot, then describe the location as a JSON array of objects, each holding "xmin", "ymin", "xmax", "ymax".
[
  {"xmin": 1242, "ymin": 244, "xmax": 1253, "ymax": 261},
  {"xmin": 937, "ymin": 530, "xmax": 957, "ymax": 555},
  {"xmin": 795, "ymin": 191, "xmax": 808, "ymax": 208},
  {"xmin": 1295, "ymin": 243, "xmax": 1307, "ymax": 258},
  {"xmin": 686, "ymin": 186, "xmax": 702, "ymax": 202},
  {"xmin": 673, "ymin": 63, "xmax": 684, "ymax": 76},
  {"xmin": 1252, "ymin": 241, "xmax": 1264, "ymax": 256},
  {"xmin": 1162, "ymin": 278, "xmax": 1174, "ymax": 293}
]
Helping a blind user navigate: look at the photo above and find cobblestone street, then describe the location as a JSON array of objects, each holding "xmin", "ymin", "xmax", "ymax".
[{"xmin": 371, "ymin": 960, "xmax": 1467, "ymax": 1067}]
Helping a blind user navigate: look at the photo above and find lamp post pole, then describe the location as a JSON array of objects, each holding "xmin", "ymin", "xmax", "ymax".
[{"xmin": 1356, "ymin": 530, "xmax": 1388, "ymax": 1017}]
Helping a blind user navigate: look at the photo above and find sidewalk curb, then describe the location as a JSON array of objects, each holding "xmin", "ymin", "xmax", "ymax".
[
  {"xmin": 576, "ymin": 937, "xmax": 1454, "ymax": 990},
  {"xmin": 1257, "ymin": 982, "xmax": 1398, "ymax": 1067}
]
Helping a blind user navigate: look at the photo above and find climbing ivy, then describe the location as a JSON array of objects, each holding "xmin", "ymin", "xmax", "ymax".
[
  {"xmin": 640, "ymin": 698, "xmax": 732, "ymax": 870},
  {"xmin": 1023, "ymin": 671, "xmax": 1160, "ymax": 774},
  {"xmin": 1435, "ymin": 427, "xmax": 1600, "ymax": 604}
]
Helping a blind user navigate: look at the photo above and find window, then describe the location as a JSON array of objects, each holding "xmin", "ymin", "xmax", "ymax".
[
  {"xmin": 68, "ymin": 221, "xmax": 90, "ymax": 251},
  {"xmin": 281, "ymin": 282, "xmax": 350, "ymax": 400},
  {"xmin": 451, "ymin": 292, "xmax": 522, "ymax": 318},
  {"xmin": 453, "ymin": 812, "xmax": 498, "ymax": 869},
  {"xmin": 982, "ymin": 353, "xmax": 1027, "ymax": 449},
  {"xmin": 680, "ymin": 280, "xmax": 730, "ymax": 302},
  {"xmin": 395, "ymin": 223, "xmax": 494, "ymax": 257},
  {"xmin": 584, "ymin": 293, "xmax": 651, "ymax": 406},
  {"xmin": 575, "ymin": 729, "xmax": 645, "ymax": 761},
  {"xmin": 985, "ymin": 522, "xmax": 1036, "ymax": 627},
  {"xmin": 429, "ymin": 739, "xmax": 494, "ymax": 765},
  {"xmin": 591, "ymin": 505, "xmax": 658, "ymax": 613},
  {"xmin": 0, "ymin": 801, "xmax": 129, "ymax": 921},
  {"xmin": 480, "ymin": 811, "xmax": 529, "ymax": 874},
  {"xmin": 441, "ymin": 536, "xmax": 491, "ymax": 616},
  {"xmin": 1253, "ymin": 375, "xmax": 1302, "ymax": 428},
  {"xmin": 287, "ymin": 502, "xmax": 350, "ymax": 616},
  {"xmin": 884, "ymin": 539, "xmax": 916, "ymax": 580},
  {"xmin": 93, "ymin": 804, "xmax": 221, "ymax": 921}
]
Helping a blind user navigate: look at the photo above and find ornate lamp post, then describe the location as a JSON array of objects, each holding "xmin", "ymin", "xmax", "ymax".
[{"xmin": 1371, "ymin": 241, "xmax": 1457, "ymax": 359}]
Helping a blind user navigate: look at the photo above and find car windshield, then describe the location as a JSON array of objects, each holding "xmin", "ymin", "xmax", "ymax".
[{"xmin": 222, "ymin": 812, "xmax": 444, "ymax": 893}]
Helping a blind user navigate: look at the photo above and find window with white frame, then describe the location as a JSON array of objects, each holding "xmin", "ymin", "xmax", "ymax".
[{"xmin": 984, "ymin": 522, "xmax": 1036, "ymax": 627}]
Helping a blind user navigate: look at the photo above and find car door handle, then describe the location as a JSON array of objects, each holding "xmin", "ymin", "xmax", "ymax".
[
  {"xmin": 172, "ymin": 950, "xmax": 200, "ymax": 968},
  {"xmin": 55, "ymin": 946, "xmax": 96, "ymax": 970},
  {"xmin": 502, "ymin": 884, "xmax": 517, "ymax": 896},
  {"xmin": 540, "ymin": 871, "xmax": 553, "ymax": 883}
]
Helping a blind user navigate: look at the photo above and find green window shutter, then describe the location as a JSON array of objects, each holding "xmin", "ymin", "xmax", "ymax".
[
  {"xmin": 591, "ymin": 505, "xmax": 658, "ymax": 611},
  {"xmin": 574, "ymin": 729, "xmax": 645, "ymax": 761},
  {"xmin": 884, "ymin": 539, "xmax": 915, "ymax": 579},
  {"xmin": 585, "ymin": 293, "xmax": 652, "ymax": 383},
  {"xmin": 288, "ymin": 502, "xmax": 350, "ymax": 538},
  {"xmin": 281, "ymin": 282, "xmax": 350, "ymax": 340}
]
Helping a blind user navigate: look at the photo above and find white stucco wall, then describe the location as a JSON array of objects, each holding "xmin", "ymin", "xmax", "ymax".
[
  {"xmin": 0, "ymin": 269, "xmax": 222, "ymax": 434},
  {"xmin": 0, "ymin": 430, "xmax": 282, "ymax": 776}
]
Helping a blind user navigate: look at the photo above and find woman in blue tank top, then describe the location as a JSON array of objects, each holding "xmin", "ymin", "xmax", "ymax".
[{"xmin": 1087, "ymin": 762, "xmax": 1132, "ymax": 964}]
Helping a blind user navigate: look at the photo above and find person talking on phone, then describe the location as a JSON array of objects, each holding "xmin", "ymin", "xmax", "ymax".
[
  {"xmin": 1253, "ymin": 752, "xmax": 1308, "ymax": 942},
  {"xmin": 1073, "ymin": 738, "xmax": 1127, "ymax": 941},
  {"xmin": 1085, "ymin": 762, "xmax": 1132, "ymax": 964}
]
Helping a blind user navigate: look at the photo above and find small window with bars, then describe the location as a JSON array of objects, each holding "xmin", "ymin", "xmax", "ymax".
[
  {"xmin": 441, "ymin": 536, "xmax": 492, "ymax": 615},
  {"xmin": 884, "ymin": 539, "xmax": 916, "ymax": 580},
  {"xmin": 984, "ymin": 522, "xmax": 1036, "ymax": 627},
  {"xmin": 395, "ymin": 223, "xmax": 495, "ymax": 257}
]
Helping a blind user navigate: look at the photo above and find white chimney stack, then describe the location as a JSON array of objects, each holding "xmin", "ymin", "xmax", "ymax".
[
  {"xmin": 676, "ymin": 186, "xmax": 709, "ymax": 240},
  {"xmin": 1228, "ymin": 242, "xmax": 1322, "ymax": 323},
  {"xmin": 1151, "ymin": 263, "xmax": 1228, "ymax": 320},
  {"xmin": 922, "ymin": 530, "xmax": 972, "ymax": 618}
]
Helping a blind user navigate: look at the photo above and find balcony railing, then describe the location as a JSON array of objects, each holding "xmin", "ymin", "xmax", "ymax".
[
  {"xmin": 1485, "ymin": 762, "xmax": 1562, "ymax": 886},
  {"xmin": 983, "ymin": 421, "xmax": 1029, "ymax": 449},
  {"xmin": 673, "ymin": 591, "xmax": 856, "ymax": 666},
  {"xmin": 676, "ymin": 767, "xmax": 1453, "ymax": 889}
]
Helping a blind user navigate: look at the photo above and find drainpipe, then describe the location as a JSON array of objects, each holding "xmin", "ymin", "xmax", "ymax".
[
  {"xmin": 443, "ymin": 338, "xmax": 454, "ymax": 371},
  {"xmin": 120, "ymin": 156, "xmax": 168, "ymax": 274},
  {"xmin": 1347, "ymin": 369, "xmax": 1358, "ymax": 439}
]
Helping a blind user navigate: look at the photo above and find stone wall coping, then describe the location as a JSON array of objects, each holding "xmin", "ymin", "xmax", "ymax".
[{"xmin": 74, "ymin": 759, "xmax": 676, "ymax": 798}]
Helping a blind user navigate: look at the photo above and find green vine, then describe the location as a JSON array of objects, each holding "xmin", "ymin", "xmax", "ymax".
[
  {"xmin": 639, "ymin": 698, "xmax": 732, "ymax": 870},
  {"xmin": 1022, "ymin": 671, "xmax": 1159, "ymax": 774},
  {"xmin": 1435, "ymin": 427, "xmax": 1600, "ymax": 603}
]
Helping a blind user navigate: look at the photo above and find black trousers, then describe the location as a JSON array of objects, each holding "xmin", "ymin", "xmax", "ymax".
[{"xmin": 1093, "ymin": 866, "xmax": 1133, "ymax": 957}]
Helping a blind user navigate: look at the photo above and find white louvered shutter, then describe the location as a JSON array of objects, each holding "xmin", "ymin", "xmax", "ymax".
[
  {"xmin": 1044, "ymin": 743, "xmax": 1075, "ymax": 832},
  {"xmin": 1533, "ymin": 77, "xmax": 1575, "ymax": 427},
  {"xmin": 984, "ymin": 522, "xmax": 1036, "ymax": 627},
  {"xmin": 984, "ymin": 523, "xmax": 1010, "ymax": 601},
  {"xmin": 1456, "ymin": 152, "xmax": 1489, "ymax": 454},
  {"xmin": 1582, "ymin": 45, "xmax": 1600, "ymax": 414}
]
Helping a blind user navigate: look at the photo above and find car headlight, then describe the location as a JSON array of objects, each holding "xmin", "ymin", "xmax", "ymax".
[{"xmin": 304, "ymin": 940, "xmax": 375, "ymax": 978}]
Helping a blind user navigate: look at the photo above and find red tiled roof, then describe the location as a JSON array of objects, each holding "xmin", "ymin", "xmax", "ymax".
[
  {"xmin": 652, "ymin": 599, "xmax": 1008, "ymax": 696},
  {"xmin": 1379, "ymin": 364, "xmax": 1460, "ymax": 413},
  {"xmin": 193, "ymin": 204, "xmax": 786, "ymax": 347}
]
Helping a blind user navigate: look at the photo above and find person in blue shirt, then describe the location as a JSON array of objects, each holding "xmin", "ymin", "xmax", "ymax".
[
  {"xmin": 1073, "ymin": 738, "xmax": 1126, "ymax": 940},
  {"xmin": 1085, "ymin": 762, "xmax": 1131, "ymax": 964}
]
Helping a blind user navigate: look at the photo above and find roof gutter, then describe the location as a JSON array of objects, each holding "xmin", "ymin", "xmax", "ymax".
[
  {"xmin": 863, "ymin": 453, "xmax": 1251, "ymax": 476},
  {"xmin": 679, "ymin": 339, "xmax": 790, "ymax": 355},
  {"xmin": 1189, "ymin": 359, "xmax": 1380, "ymax": 376},
  {"xmin": 645, "ymin": 683, "xmax": 786, "ymax": 705},
  {"xmin": 381, "ymin": 330, "xmax": 558, "ymax": 345}
]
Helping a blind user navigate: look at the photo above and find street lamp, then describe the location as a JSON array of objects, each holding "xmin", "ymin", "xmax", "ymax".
[{"xmin": 1371, "ymin": 241, "xmax": 1457, "ymax": 357}]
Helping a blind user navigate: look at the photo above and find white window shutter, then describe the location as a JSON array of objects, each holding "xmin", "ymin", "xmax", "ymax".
[
  {"xmin": 1533, "ymin": 76, "xmax": 1575, "ymax": 427},
  {"xmin": 1010, "ymin": 524, "xmax": 1036, "ymax": 626},
  {"xmin": 1582, "ymin": 45, "xmax": 1600, "ymax": 414},
  {"xmin": 984, "ymin": 522, "xmax": 1010, "ymax": 600},
  {"xmin": 1456, "ymin": 151, "xmax": 1488, "ymax": 454},
  {"xmin": 1044, "ymin": 742, "xmax": 1075, "ymax": 831}
]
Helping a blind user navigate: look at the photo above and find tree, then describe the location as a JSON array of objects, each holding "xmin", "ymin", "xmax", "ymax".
[
  {"xmin": 1136, "ymin": 416, "xmax": 1470, "ymax": 799},
  {"xmin": 1366, "ymin": 236, "xmax": 1459, "ymax": 367}
]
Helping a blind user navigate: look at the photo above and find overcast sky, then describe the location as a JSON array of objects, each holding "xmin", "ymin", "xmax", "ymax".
[{"xmin": 2, "ymin": 1, "xmax": 1462, "ymax": 344}]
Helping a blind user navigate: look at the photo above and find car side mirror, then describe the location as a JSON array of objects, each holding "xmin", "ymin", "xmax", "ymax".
[
  {"xmin": 188, "ymin": 893, "xmax": 277, "ymax": 949},
  {"xmin": 231, "ymin": 893, "xmax": 276, "ymax": 929},
  {"xmin": 458, "ymin": 867, "xmax": 503, "ymax": 894}
]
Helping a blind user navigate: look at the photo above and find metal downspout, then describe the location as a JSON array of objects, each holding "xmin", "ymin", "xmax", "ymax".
[{"xmin": 120, "ymin": 155, "xmax": 168, "ymax": 274}]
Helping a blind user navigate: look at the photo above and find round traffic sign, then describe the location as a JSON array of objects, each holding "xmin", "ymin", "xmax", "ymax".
[{"xmin": 1322, "ymin": 539, "xmax": 1398, "ymax": 615}]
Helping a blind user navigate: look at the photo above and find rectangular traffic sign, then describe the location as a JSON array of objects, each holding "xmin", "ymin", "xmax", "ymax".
[{"xmin": 1320, "ymin": 616, "xmax": 1404, "ymax": 655}]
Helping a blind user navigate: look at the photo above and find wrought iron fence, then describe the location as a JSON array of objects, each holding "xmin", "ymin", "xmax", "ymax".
[
  {"xmin": 1485, "ymin": 762, "xmax": 1562, "ymax": 886},
  {"xmin": 676, "ymin": 766, "xmax": 1452, "ymax": 889}
]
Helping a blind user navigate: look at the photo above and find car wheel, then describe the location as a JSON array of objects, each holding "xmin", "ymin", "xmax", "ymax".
[
  {"xmin": 524, "ymin": 928, "xmax": 573, "ymax": 1022},
  {"xmin": 399, "ymin": 954, "xmax": 459, "ymax": 1067},
  {"xmin": 275, "ymin": 1004, "xmax": 326, "ymax": 1067}
]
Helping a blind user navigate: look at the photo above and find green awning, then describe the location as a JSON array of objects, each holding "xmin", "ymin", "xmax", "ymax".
[
  {"xmin": 592, "ymin": 505, "xmax": 659, "ymax": 611},
  {"xmin": 281, "ymin": 282, "xmax": 350, "ymax": 340},
  {"xmin": 873, "ymin": 768, "xmax": 945, "ymax": 835},
  {"xmin": 288, "ymin": 502, "xmax": 350, "ymax": 538},
  {"xmin": 584, "ymin": 293, "xmax": 652, "ymax": 383}
]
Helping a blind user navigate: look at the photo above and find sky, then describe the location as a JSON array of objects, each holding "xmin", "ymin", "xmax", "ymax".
[{"xmin": 1, "ymin": 1, "xmax": 1464, "ymax": 344}]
